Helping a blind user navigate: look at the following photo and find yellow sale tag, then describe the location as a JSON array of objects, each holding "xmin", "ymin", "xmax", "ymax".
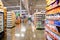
[{"xmin": 46, "ymin": 0, "xmax": 56, "ymax": 5}]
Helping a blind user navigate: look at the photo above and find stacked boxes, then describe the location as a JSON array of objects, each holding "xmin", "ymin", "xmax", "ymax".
[{"xmin": 45, "ymin": 0, "xmax": 60, "ymax": 40}]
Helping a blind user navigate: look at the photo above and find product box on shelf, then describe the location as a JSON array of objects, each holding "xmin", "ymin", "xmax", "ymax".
[
  {"xmin": 46, "ymin": 0, "xmax": 56, "ymax": 5},
  {"xmin": 46, "ymin": 6, "xmax": 60, "ymax": 15},
  {"xmin": 45, "ymin": 20, "xmax": 60, "ymax": 31},
  {"xmin": 46, "ymin": 20, "xmax": 60, "ymax": 26},
  {"xmin": 46, "ymin": 13, "xmax": 60, "ymax": 20},
  {"xmin": 45, "ymin": 28, "xmax": 58, "ymax": 40},
  {"xmin": 45, "ymin": 28, "xmax": 60, "ymax": 40},
  {"xmin": 45, "ymin": 24, "xmax": 60, "ymax": 36},
  {"xmin": 54, "ymin": 20, "xmax": 60, "ymax": 26},
  {"xmin": 45, "ymin": 20, "xmax": 54, "ymax": 24},
  {"xmin": 46, "ymin": 0, "xmax": 59, "ymax": 10},
  {"xmin": 45, "ymin": 31, "xmax": 53, "ymax": 40}
]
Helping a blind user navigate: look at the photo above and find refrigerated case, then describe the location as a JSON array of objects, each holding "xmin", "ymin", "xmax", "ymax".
[
  {"xmin": 0, "ymin": 11, "xmax": 4, "ymax": 33},
  {"xmin": 34, "ymin": 12, "xmax": 45, "ymax": 30},
  {"xmin": 0, "ymin": 0, "xmax": 6, "ymax": 38},
  {"xmin": 0, "ymin": 9, "xmax": 4, "ymax": 38}
]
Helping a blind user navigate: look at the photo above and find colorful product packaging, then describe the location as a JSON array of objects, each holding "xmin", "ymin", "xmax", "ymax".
[
  {"xmin": 54, "ymin": 20, "xmax": 60, "ymax": 26},
  {"xmin": 45, "ymin": 28, "xmax": 60, "ymax": 40},
  {"xmin": 46, "ymin": 0, "xmax": 56, "ymax": 5},
  {"xmin": 46, "ymin": 24, "xmax": 60, "ymax": 35},
  {"xmin": 46, "ymin": 34, "xmax": 53, "ymax": 40},
  {"xmin": 46, "ymin": 1, "xmax": 58, "ymax": 10},
  {"xmin": 46, "ymin": 13, "xmax": 60, "ymax": 20},
  {"xmin": 46, "ymin": 7, "xmax": 60, "ymax": 15},
  {"xmin": 45, "ymin": 20, "xmax": 54, "ymax": 24}
]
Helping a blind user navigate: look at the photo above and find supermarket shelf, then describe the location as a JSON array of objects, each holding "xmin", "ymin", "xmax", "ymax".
[
  {"xmin": 46, "ymin": 6, "xmax": 60, "ymax": 12},
  {"xmin": 46, "ymin": 31, "xmax": 57, "ymax": 40},
  {"xmin": 45, "ymin": 32, "xmax": 53, "ymax": 40},
  {"xmin": 46, "ymin": 6, "xmax": 60, "ymax": 15},
  {"xmin": 45, "ymin": 24, "xmax": 60, "ymax": 36},
  {"xmin": 45, "ymin": 28, "xmax": 60, "ymax": 40}
]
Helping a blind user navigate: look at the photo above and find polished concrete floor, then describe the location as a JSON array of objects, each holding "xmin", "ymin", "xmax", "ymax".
[{"xmin": 2, "ymin": 23, "xmax": 45, "ymax": 40}]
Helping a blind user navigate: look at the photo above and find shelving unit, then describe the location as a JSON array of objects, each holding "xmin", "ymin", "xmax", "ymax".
[
  {"xmin": 7, "ymin": 11, "xmax": 16, "ymax": 28},
  {"xmin": 34, "ymin": 12, "xmax": 45, "ymax": 30},
  {"xmin": 0, "ymin": 11, "xmax": 4, "ymax": 33},
  {"xmin": 0, "ymin": 0, "xmax": 7, "ymax": 39},
  {"xmin": 45, "ymin": 0, "xmax": 60, "ymax": 40}
]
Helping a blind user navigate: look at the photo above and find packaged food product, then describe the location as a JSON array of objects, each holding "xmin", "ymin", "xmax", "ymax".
[
  {"xmin": 46, "ymin": 1, "xmax": 58, "ymax": 10},
  {"xmin": 45, "ymin": 28, "xmax": 60, "ymax": 40},
  {"xmin": 46, "ymin": 7, "xmax": 60, "ymax": 15},
  {"xmin": 46, "ymin": 0, "xmax": 56, "ymax": 5}
]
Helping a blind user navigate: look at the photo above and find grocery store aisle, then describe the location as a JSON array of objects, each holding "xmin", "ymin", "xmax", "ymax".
[{"xmin": 3, "ymin": 23, "xmax": 45, "ymax": 40}]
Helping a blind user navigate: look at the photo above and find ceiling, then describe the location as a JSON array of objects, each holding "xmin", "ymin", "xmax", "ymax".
[
  {"xmin": 28, "ymin": 0, "xmax": 46, "ymax": 14},
  {"xmin": 2, "ymin": 0, "xmax": 20, "ymax": 6},
  {"xmin": 2, "ymin": 0, "xmax": 25, "ymax": 11},
  {"xmin": 2, "ymin": 0, "xmax": 46, "ymax": 13}
]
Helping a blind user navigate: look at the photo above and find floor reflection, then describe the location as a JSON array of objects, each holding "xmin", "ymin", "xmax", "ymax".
[{"xmin": 2, "ymin": 23, "xmax": 45, "ymax": 40}]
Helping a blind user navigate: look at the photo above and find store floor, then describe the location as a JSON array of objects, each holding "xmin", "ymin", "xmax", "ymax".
[{"xmin": 3, "ymin": 23, "xmax": 45, "ymax": 40}]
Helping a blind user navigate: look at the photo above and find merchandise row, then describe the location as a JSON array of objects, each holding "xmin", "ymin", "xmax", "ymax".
[{"xmin": 45, "ymin": 0, "xmax": 60, "ymax": 40}]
